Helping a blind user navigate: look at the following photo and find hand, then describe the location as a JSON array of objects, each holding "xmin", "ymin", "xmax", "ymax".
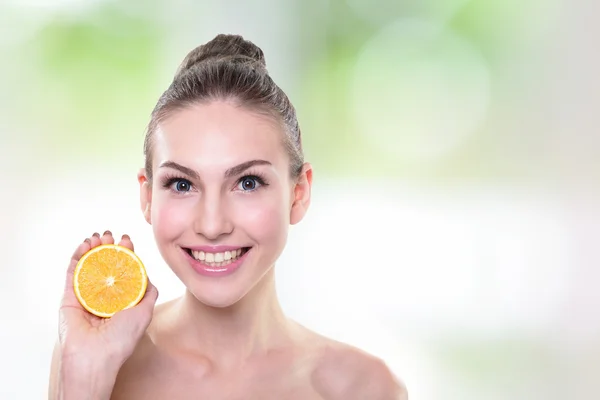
[{"xmin": 58, "ymin": 231, "xmax": 159, "ymax": 366}]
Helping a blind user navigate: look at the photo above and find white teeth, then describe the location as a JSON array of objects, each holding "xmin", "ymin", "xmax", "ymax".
[{"xmin": 190, "ymin": 248, "xmax": 246, "ymax": 264}]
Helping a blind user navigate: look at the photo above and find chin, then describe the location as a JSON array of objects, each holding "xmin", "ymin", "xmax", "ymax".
[{"xmin": 187, "ymin": 285, "xmax": 248, "ymax": 309}]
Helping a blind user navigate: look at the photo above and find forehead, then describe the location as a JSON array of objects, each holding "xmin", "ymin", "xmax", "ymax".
[{"xmin": 153, "ymin": 101, "xmax": 287, "ymax": 170}]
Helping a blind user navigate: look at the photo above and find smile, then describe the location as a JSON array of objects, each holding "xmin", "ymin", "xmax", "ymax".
[{"xmin": 183, "ymin": 247, "xmax": 251, "ymax": 268}]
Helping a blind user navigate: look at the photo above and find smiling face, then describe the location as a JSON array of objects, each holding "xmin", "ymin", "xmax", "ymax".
[{"xmin": 138, "ymin": 101, "xmax": 311, "ymax": 307}]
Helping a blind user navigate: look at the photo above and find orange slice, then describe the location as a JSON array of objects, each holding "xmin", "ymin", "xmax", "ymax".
[{"xmin": 73, "ymin": 244, "xmax": 148, "ymax": 318}]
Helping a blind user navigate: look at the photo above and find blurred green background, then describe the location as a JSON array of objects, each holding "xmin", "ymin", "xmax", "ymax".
[{"xmin": 1, "ymin": 0, "xmax": 599, "ymax": 399}]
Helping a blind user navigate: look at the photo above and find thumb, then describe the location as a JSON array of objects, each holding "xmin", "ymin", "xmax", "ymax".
[{"xmin": 111, "ymin": 280, "xmax": 159, "ymax": 336}]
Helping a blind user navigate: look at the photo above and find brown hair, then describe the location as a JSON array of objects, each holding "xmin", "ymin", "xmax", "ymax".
[{"xmin": 143, "ymin": 34, "xmax": 303, "ymax": 181}]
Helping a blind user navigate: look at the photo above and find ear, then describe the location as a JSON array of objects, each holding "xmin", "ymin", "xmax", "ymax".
[
  {"xmin": 137, "ymin": 168, "xmax": 152, "ymax": 225},
  {"xmin": 290, "ymin": 163, "xmax": 313, "ymax": 225}
]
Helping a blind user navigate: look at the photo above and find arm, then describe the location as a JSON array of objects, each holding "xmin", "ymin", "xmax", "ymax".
[{"xmin": 48, "ymin": 340, "xmax": 122, "ymax": 400}]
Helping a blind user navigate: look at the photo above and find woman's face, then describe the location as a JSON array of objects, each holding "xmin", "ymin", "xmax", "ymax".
[{"xmin": 139, "ymin": 101, "xmax": 311, "ymax": 307}]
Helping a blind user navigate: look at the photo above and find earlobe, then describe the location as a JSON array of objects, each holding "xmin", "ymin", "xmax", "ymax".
[
  {"xmin": 290, "ymin": 163, "xmax": 313, "ymax": 225},
  {"xmin": 137, "ymin": 169, "xmax": 152, "ymax": 225}
]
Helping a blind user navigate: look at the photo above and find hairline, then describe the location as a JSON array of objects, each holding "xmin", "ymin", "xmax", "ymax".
[{"xmin": 144, "ymin": 97, "xmax": 301, "ymax": 182}]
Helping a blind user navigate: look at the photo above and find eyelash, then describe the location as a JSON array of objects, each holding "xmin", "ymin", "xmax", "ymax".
[
  {"xmin": 160, "ymin": 172, "xmax": 269, "ymax": 194},
  {"xmin": 236, "ymin": 174, "xmax": 267, "ymax": 192},
  {"xmin": 161, "ymin": 175, "xmax": 194, "ymax": 194}
]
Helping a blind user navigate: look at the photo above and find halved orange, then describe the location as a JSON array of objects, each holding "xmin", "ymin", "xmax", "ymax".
[{"xmin": 73, "ymin": 244, "xmax": 148, "ymax": 318}]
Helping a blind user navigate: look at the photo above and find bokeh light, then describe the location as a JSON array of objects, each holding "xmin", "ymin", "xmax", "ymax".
[{"xmin": 1, "ymin": 0, "xmax": 599, "ymax": 399}]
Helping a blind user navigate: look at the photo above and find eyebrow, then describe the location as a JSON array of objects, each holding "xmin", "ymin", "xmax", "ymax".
[{"xmin": 159, "ymin": 159, "xmax": 272, "ymax": 179}]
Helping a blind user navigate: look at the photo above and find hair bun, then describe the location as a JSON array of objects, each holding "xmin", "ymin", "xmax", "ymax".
[{"xmin": 175, "ymin": 34, "xmax": 266, "ymax": 78}]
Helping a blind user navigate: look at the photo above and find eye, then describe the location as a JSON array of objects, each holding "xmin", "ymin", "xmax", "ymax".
[
  {"xmin": 172, "ymin": 179, "xmax": 192, "ymax": 192},
  {"xmin": 237, "ymin": 176, "xmax": 262, "ymax": 191}
]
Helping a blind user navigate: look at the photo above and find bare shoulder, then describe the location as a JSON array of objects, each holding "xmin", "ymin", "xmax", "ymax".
[{"xmin": 309, "ymin": 338, "xmax": 408, "ymax": 400}]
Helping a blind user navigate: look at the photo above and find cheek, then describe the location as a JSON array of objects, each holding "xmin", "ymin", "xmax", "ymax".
[
  {"xmin": 152, "ymin": 193, "xmax": 194, "ymax": 239},
  {"xmin": 233, "ymin": 192, "xmax": 289, "ymax": 243}
]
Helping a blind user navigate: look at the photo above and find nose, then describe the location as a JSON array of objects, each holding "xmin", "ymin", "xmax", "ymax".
[{"xmin": 192, "ymin": 191, "xmax": 234, "ymax": 240}]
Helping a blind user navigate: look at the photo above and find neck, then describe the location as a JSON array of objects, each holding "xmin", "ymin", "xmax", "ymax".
[{"xmin": 166, "ymin": 268, "xmax": 295, "ymax": 368}]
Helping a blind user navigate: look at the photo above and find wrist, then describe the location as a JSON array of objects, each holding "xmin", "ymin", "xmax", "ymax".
[{"xmin": 59, "ymin": 353, "xmax": 121, "ymax": 400}]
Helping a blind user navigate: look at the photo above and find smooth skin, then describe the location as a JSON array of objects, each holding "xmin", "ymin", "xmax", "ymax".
[{"xmin": 49, "ymin": 101, "xmax": 407, "ymax": 400}]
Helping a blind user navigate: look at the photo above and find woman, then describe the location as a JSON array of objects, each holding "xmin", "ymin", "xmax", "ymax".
[{"xmin": 49, "ymin": 34, "xmax": 407, "ymax": 399}]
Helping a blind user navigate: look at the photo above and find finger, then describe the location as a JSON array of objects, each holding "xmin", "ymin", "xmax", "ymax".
[
  {"xmin": 90, "ymin": 232, "xmax": 102, "ymax": 248},
  {"xmin": 129, "ymin": 280, "xmax": 159, "ymax": 316},
  {"xmin": 118, "ymin": 234, "xmax": 134, "ymax": 252},
  {"xmin": 111, "ymin": 279, "xmax": 158, "ymax": 336},
  {"xmin": 139, "ymin": 280, "xmax": 159, "ymax": 309},
  {"xmin": 69, "ymin": 238, "xmax": 92, "ymax": 269},
  {"xmin": 101, "ymin": 230, "xmax": 115, "ymax": 245}
]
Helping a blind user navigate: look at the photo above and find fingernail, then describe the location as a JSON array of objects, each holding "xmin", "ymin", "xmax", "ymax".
[
  {"xmin": 103, "ymin": 230, "xmax": 112, "ymax": 236},
  {"xmin": 122, "ymin": 234, "xmax": 130, "ymax": 240},
  {"xmin": 84, "ymin": 238, "xmax": 91, "ymax": 244},
  {"xmin": 92, "ymin": 232, "xmax": 100, "ymax": 238}
]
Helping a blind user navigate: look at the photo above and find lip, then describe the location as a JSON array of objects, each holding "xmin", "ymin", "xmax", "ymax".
[
  {"xmin": 186, "ymin": 245, "xmax": 248, "ymax": 252},
  {"xmin": 181, "ymin": 246, "xmax": 251, "ymax": 277}
]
